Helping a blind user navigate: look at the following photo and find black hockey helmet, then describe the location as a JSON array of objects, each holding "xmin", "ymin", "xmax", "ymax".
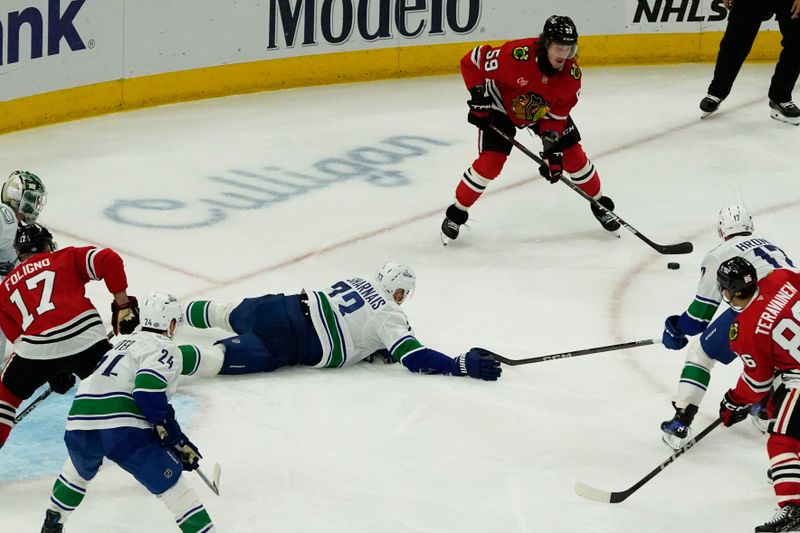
[
  {"xmin": 542, "ymin": 15, "xmax": 578, "ymax": 46},
  {"xmin": 14, "ymin": 223, "xmax": 56, "ymax": 257},
  {"xmin": 717, "ymin": 257, "xmax": 758, "ymax": 302}
]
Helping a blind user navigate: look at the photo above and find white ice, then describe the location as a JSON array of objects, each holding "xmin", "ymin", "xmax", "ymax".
[{"xmin": 1, "ymin": 63, "xmax": 799, "ymax": 532}]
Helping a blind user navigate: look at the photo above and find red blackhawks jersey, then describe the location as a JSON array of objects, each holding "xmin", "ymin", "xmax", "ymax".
[
  {"xmin": 0, "ymin": 246, "xmax": 128, "ymax": 360},
  {"xmin": 461, "ymin": 37, "xmax": 582, "ymax": 135},
  {"xmin": 728, "ymin": 269, "xmax": 800, "ymax": 406}
]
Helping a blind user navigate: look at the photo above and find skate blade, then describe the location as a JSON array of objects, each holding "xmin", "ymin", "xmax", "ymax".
[
  {"xmin": 770, "ymin": 110, "xmax": 800, "ymax": 126},
  {"xmin": 661, "ymin": 431, "xmax": 690, "ymax": 451},
  {"xmin": 700, "ymin": 110, "xmax": 717, "ymax": 119},
  {"xmin": 440, "ymin": 232, "xmax": 452, "ymax": 246}
]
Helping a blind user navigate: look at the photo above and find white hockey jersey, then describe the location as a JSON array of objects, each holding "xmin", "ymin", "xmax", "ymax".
[
  {"xmin": 681, "ymin": 234, "xmax": 795, "ymax": 333},
  {"xmin": 0, "ymin": 203, "xmax": 18, "ymax": 357},
  {"xmin": 306, "ymin": 277, "xmax": 424, "ymax": 368},
  {"xmin": 66, "ymin": 330, "xmax": 183, "ymax": 431}
]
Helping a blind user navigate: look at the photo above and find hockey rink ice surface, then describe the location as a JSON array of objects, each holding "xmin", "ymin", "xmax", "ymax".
[{"xmin": 1, "ymin": 63, "xmax": 799, "ymax": 532}]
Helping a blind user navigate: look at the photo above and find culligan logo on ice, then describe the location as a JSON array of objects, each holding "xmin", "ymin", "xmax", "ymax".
[
  {"xmin": 267, "ymin": 0, "xmax": 482, "ymax": 50},
  {"xmin": 1, "ymin": 0, "xmax": 87, "ymax": 66}
]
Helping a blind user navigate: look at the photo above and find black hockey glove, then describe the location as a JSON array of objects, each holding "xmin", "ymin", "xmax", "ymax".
[
  {"xmin": 466, "ymin": 85, "xmax": 493, "ymax": 130},
  {"xmin": 365, "ymin": 349, "xmax": 396, "ymax": 364},
  {"xmin": 719, "ymin": 391, "xmax": 750, "ymax": 427},
  {"xmin": 539, "ymin": 130, "xmax": 563, "ymax": 184},
  {"xmin": 48, "ymin": 372, "xmax": 76, "ymax": 394},
  {"xmin": 111, "ymin": 296, "xmax": 140, "ymax": 335},
  {"xmin": 451, "ymin": 348, "xmax": 502, "ymax": 381},
  {"xmin": 155, "ymin": 405, "xmax": 202, "ymax": 471}
]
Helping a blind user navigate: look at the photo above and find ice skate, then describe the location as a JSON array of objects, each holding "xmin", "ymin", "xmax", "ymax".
[
  {"xmin": 660, "ymin": 403, "xmax": 698, "ymax": 450},
  {"xmin": 755, "ymin": 503, "xmax": 800, "ymax": 532},
  {"xmin": 41, "ymin": 510, "xmax": 63, "ymax": 533},
  {"xmin": 769, "ymin": 100, "xmax": 800, "ymax": 126},
  {"xmin": 699, "ymin": 94, "xmax": 724, "ymax": 118},
  {"xmin": 440, "ymin": 205, "xmax": 469, "ymax": 246},
  {"xmin": 590, "ymin": 196, "xmax": 621, "ymax": 232}
]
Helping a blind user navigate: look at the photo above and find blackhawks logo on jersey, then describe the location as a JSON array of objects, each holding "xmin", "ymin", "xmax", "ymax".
[
  {"xmin": 511, "ymin": 92, "xmax": 549, "ymax": 122},
  {"xmin": 570, "ymin": 63, "xmax": 581, "ymax": 80},
  {"xmin": 729, "ymin": 322, "xmax": 739, "ymax": 341},
  {"xmin": 512, "ymin": 46, "xmax": 530, "ymax": 61}
]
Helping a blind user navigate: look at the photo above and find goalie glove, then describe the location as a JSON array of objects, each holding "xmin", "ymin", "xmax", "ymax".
[
  {"xmin": 155, "ymin": 405, "xmax": 202, "ymax": 471},
  {"xmin": 111, "ymin": 296, "xmax": 140, "ymax": 335}
]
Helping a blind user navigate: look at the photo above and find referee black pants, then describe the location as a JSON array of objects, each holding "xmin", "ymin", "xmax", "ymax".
[{"xmin": 708, "ymin": 0, "xmax": 800, "ymax": 103}]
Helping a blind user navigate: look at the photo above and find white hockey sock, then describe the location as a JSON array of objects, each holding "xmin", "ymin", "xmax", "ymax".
[
  {"xmin": 47, "ymin": 457, "xmax": 91, "ymax": 523},
  {"xmin": 184, "ymin": 300, "xmax": 236, "ymax": 331},
  {"xmin": 158, "ymin": 475, "xmax": 215, "ymax": 532},
  {"xmin": 179, "ymin": 344, "xmax": 225, "ymax": 377},
  {"xmin": 674, "ymin": 339, "xmax": 717, "ymax": 409}
]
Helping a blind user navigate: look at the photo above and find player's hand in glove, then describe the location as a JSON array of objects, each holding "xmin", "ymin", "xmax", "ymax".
[
  {"xmin": 155, "ymin": 405, "xmax": 202, "ymax": 471},
  {"xmin": 466, "ymin": 85, "xmax": 493, "ymax": 130},
  {"xmin": 48, "ymin": 371, "xmax": 76, "ymax": 394},
  {"xmin": 111, "ymin": 296, "xmax": 140, "ymax": 335},
  {"xmin": 451, "ymin": 347, "xmax": 502, "ymax": 381},
  {"xmin": 719, "ymin": 391, "xmax": 751, "ymax": 427},
  {"xmin": 662, "ymin": 315, "xmax": 688, "ymax": 350},
  {"xmin": 539, "ymin": 130, "xmax": 563, "ymax": 184}
]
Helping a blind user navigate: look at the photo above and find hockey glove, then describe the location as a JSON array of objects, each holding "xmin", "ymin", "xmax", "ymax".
[
  {"xmin": 466, "ymin": 85, "xmax": 493, "ymax": 130},
  {"xmin": 719, "ymin": 390, "xmax": 750, "ymax": 427},
  {"xmin": 662, "ymin": 315, "xmax": 688, "ymax": 350},
  {"xmin": 365, "ymin": 349, "xmax": 396, "ymax": 364},
  {"xmin": 451, "ymin": 348, "xmax": 502, "ymax": 381},
  {"xmin": 155, "ymin": 405, "xmax": 202, "ymax": 471},
  {"xmin": 111, "ymin": 296, "xmax": 140, "ymax": 335},
  {"xmin": 539, "ymin": 130, "xmax": 563, "ymax": 184},
  {"xmin": 48, "ymin": 371, "xmax": 76, "ymax": 394}
]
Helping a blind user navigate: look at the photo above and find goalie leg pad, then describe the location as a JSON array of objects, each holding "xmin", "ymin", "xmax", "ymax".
[{"xmin": 158, "ymin": 475, "xmax": 215, "ymax": 533}]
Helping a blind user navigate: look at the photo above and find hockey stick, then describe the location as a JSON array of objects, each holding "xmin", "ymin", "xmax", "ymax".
[
  {"xmin": 488, "ymin": 124, "xmax": 693, "ymax": 255},
  {"xmin": 14, "ymin": 387, "xmax": 54, "ymax": 424},
  {"xmin": 196, "ymin": 463, "xmax": 222, "ymax": 496},
  {"xmin": 480, "ymin": 338, "xmax": 659, "ymax": 366},
  {"xmin": 574, "ymin": 417, "xmax": 723, "ymax": 503}
]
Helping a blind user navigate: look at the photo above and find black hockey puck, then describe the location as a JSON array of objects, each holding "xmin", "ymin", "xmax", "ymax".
[{"xmin": 667, "ymin": 262, "xmax": 680, "ymax": 270}]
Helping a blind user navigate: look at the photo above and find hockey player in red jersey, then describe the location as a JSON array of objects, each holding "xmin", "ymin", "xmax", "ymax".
[
  {"xmin": 0, "ymin": 224, "xmax": 138, "ymax": 449},
  {"xmin": 441, "ymin": 15, "xmax": 619, "ymax": 244},
  {"xmin": 716, "ymin": 257, "xmax": 800, "ymax": 532}
]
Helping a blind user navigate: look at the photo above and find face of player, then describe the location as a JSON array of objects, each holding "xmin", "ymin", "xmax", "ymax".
[
  {"xmin": 392, "ymin": 289, "xmax": 406, "ymax": 304},
  {"xmin": 547, "ymin": 42, "xmax": 574, "ymax": 70}
]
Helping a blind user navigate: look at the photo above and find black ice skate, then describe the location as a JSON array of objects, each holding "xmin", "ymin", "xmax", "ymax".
[
  {"xmin": 769, "ymin": 100, "xmax": 800, "ymax": 126},
  {"xmin": 660, "ymin": 403, "xmax": 698, "ymax": 451},
  {"xmin": 590, "ymin": 196, "xmax": 621, "ymax": 232},
  {"xmin": 440, "ymin": 204, "xmax": 469, "ymax": 245},
  {"xmin": 41, "ymin": 510, "xmax": 63, "ymax": 533},
  {"xmin": 699, "ymin": 94, "xmax": 724, "ymax": 118},
  {"xmin": 755, "ymin": 503, "xmax": 800, "ymax": 532}
]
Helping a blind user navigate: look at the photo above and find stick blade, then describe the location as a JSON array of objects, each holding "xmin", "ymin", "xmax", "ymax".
[
  {"xmin": 574, "ymin": 482, "xmax": 615, "ymax": 503},
  {"xmin": 212, "ymin": 463, "xmax": 222, "ymax": 494},
  {"xmin": 658, "ymin": 241, "xmax": 693, "ymax": 255}
]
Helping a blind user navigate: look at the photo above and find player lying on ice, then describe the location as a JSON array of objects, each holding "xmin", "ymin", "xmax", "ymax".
[{"xmin": 177, "ymin": 263, "xmax": 502, "ymax": 382}]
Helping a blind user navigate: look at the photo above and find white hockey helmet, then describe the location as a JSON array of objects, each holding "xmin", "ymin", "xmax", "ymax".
[
  {"xmin": 139, "ymin": 292, "xmax": 182, "ymax": 335},
  {"xmin": 717, "ymin": 204, "xmax": 754, "ymax": 239},
  {"xmin": 1, "ymin": 171, "xmax": 47, "ymax": 224},
  {"xmin": 376, "ymin": 262, "xmax": 416, "ymax": 304}
]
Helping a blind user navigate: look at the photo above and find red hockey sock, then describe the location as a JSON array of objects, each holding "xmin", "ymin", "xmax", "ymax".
[
  {"xmin": 564, "ymin": 144, "xmax": 602, "ymax": 198},
  {"xmin": 0, "ymin": 381, "xmax": 23, "ymax": 447},
  {"xmin": 768, "ymin": 433, "xmax": 800, "ymax": 506},
  {"xmin": 454, "ymin": 152, "xmax": 506, "ymax": 209}
]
